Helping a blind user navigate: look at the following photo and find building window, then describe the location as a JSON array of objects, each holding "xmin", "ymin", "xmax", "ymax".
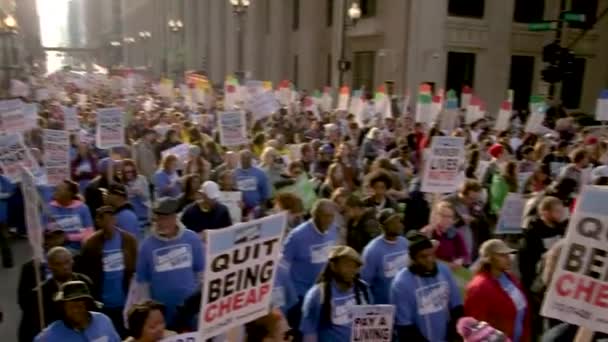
[
  {"xmin": 353, "ymin": 51, "xmax": 375, "ymax": 93},
  {"xmin": 361, "ymin": 0, "xmax": 377, "ymax": 17},
  {"xmin": 448, "ymin": 0, "xmax": 484, "ymax": 18},
  {"xmin": 508, "ymin": 55, "xmax": 535, "ymax": 111},
  {"xmin": 292, "ymin": 0, "xmax": 300, "ymax": 31},
  {"xmin": 445, "ymin": 51, "xmax": 476, "ymax": 97},
  {"xmin": 561, "ymin": 58, "xmax": 586, "ymax": 109},
  {"xmin": 293, "ymin": 55, "xmax": 299, "ymax": 86},
  {"xmin": 327, "ymin": 54, "xmax": 333, "ymax": 85},
  {"xmin": 513, "ymin": 0, "xmax": 544, "ymax": 23},
  {"xmin": 326, "ymin": 0, "xmax": 334, "ymax": 27}
]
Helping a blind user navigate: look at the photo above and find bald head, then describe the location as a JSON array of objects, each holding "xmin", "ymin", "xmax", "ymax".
[
  {"xmin": 47, "ymin": 246, "xmax": 73, "ymax": 282},
  {"xmin": 240, "ymin": 150, "xmax": 253, "ymax": 169},
  {"xmin": 312, "ymin": 199, "xmax": 336, "ymax": 232}
]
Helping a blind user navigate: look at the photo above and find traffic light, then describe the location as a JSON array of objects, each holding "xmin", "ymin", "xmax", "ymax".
[
  {"xmin": 541, "ymin": 64, "xmax": 562, "ymax": 83},
  {"xmin": 541, "ymin": 42, "xmax": 576, "ymax": 83},
  {"xmin": 542, "ymin": 42, "xmax": 562, "ymax": 63},
  {"xmin": 559, "ymin": 49, "xmax": 576, "ymax": 76}
]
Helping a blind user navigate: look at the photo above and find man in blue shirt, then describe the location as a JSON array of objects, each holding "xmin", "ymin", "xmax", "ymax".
[
  {"xmin": 34, "ymin": 280, "xmax": 120, "ymax": 341},
  {"xmin": 282, "ymin": 199, "xmax": 338, "ymax": 337},
  {"xmin": 234, "ymin": 150, "xmax": 270, "ymax": 214},
  {"xmin": 104, "ymin": 183, "xmax": 141, "ymax": 240},
  {"xmin": 361, "ymin": 208, "xmax": 408, "ymax": 304}
]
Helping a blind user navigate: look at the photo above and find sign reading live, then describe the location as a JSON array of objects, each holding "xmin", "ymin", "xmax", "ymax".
[
  {"xmin": 96, "ymin": 107, "xmax": 125, "ymax": 149},
  {"xmin": 199, "ymin": 213, "xmax": 287, "ymax": 340},
  {"xmin": 350, "ymin": 305, "xmax": 395, "ymax": 342},
  {"xmin": 421, "ymin": 136, "xmax": 465, "ymax": 193},
  {"xmin": 541, "ymin": 186, "xmax": 608, "ymax": 334}
]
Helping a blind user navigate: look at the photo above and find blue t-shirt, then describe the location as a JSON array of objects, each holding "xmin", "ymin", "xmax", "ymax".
[
  {"xmin": 498, "ymin": 273, "xmax": 527, "ymax": 342},
  {"xmin": 0, "ymin": 175, "xmax": 15, "ymax": 222},
  {"xmin": 102, "ymin": 232, "xmax": 126, "ymax": 308},
  {"xmin": 282, "ymin": 220, "xmax": 338, "ymax": 297},
  {"xmin": 234, "ymin": 167, "xmax": 270, "ymax": 209},
  {"xmin": 153, "ymin": 170, "xmax": 181, "ymax": 198},
  {"xmin": 115, "ymin": 207, "xmax": 141, "ymax": 241},
  {"xmin": 300, "ymin": 281, "xmax": 371, "ymax": 341},
  {"xmin": 44, "ymin": 200, "xmax": 94, "ymax": 251},
  {"xmin": 34, "ymin": 312, "xmax": 120, "ymax": 342},
  {"xmin": 272, "ymin": 260, "xmax": 298, "ymax": 316},
  {"xmin": 360, "ymin": 235, "xmax": 409, "ymax": 304},
  {"xmin": 136, "ymin": 229, "xmax": 204, "ymax": 321},
  {"xmin": 390, "ymin": 262, "xmax": 463, "ymax": 342}
]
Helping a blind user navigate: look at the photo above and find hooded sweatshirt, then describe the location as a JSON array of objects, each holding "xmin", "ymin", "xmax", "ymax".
[
  {"xmin": 390, "ymin": 262, "xmax": 463, "ymax": 342},
  {"xmin": 135, "ymin": 222, "xmax": 205, "ymax": 322},
  {"xmin": 45, "ymin": 199, "xmax": 94, "ymax": 250}
]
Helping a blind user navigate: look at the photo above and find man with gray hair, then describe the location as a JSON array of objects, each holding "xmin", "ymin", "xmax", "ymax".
[
  {"xmin": 32, "ymin": 246, "xmax": 93, "ymax": 338},
  {"xmin": 281, "ymin": 199, "xmax": 338, "ymax": 336}
]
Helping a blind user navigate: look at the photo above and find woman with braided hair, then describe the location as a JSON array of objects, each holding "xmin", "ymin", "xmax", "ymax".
[{"xmin": 300, "ymin": 245, "xmax": 372, "ymax": 342}]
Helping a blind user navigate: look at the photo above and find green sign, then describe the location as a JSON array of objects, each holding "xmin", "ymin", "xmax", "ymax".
[
  {"xmin": 528, "ymin": 22, "xmax": 557, "ymax": 31},
  {"xmin": 563, "ymin": 12, "xmax": 586, "ymax": 23}
]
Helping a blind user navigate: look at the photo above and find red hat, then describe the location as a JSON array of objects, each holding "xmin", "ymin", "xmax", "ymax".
[
  {"xmin": 585, "ymin": 136, "xmax": 598, "ymax": 145},
  {"xmin": 488, "ymin": 143, "xmax": 504, "ymax": 159}
]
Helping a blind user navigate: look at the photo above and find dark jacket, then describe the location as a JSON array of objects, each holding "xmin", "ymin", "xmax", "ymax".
[
  {"xmin": 77, "ymin": 229, "xmax": 137, "ymax": 302},
  {"xmin": 346, "ymin": 208, "xmax": 381, "ymax": 253},
  {"xmin": 518, "ymin": 217, "xmax": 567, "ymax": 289},
  {"xmin": 84, "ymin": 176, "xmax": 119, "ymax": 218},
  {"xmin": 31, "ymin": 273, "xmax": 94, "ymax": 339},
  {"xmin": 18, "ymin": 259, "xmax": 45, "ymax": 342},
  {"xmin": 180, "ymin": 201, "xmax": 233, "ymax": 233}
]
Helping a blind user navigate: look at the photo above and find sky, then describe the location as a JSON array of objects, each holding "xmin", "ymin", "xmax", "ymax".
[{"xmin": 36, "ymin": 0, "xmax": 70, "ymax": 73}]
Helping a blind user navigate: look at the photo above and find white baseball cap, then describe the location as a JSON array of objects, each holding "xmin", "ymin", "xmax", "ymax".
[{"xmin": 199, "ymin": 181, "xmax": 221, "ymax": 200}]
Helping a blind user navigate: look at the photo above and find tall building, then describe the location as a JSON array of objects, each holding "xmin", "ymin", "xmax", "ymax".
[
  {"xmin": 110, "ymin": 0, "xmax": 608, "ymax": 113},
  {"xmin": 15, "ymin": 0, "xmax": 43, "ymax": 65},
  {"xmin": 67, "ymin": 0, "xmax": 87, "ymax": 48}
]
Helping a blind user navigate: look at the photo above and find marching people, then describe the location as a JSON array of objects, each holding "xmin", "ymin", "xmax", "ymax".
[
  {"xmin": 153, "ymin": 154, "xmax": 182, "ymax": 199},
  {"xmin": 104, "ymin": 183, "xmax": 141, "ymax": 240},
  {"xmin": 78, "ymin": 206, "xmax": 138, "ymax": 337},
  {"xmin": 235, "ymin": 149, "xmax": 271, "ymax": 216},
  {"xmin": 180, "ymin": 180, "xmax": 233, "ymax": 234},
  {"xmin": 421, "ymin": 201, "xmax": 469, "ymax": 267},
  {"xmin": 124, "ymin": 301, "xmax": 176, "ymax": 342}
]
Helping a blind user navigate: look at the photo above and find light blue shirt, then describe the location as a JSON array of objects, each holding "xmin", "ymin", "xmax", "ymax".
[
  {"xmin": 360, "ymin": 235, "xmax": 409, "ymax": 304},
  {"xmin": 498, "ymin": 273, "xmax": 527, "ymax": 342}
]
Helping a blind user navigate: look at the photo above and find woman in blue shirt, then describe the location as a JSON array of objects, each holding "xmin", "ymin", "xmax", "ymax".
[
  {"xmin": 300, "ymin": 245, "xmax": 372, "ymax": 342},
  {"xmin": 153, "ymin": 154, "xmax": 182, "ymax": 199}
]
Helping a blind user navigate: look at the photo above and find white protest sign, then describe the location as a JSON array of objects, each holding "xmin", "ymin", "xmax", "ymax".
[
  {"xmin": 421, "ymin": 136, "xmax": 465, "ymax": 193},
  {"xmin": 0, "ymin": 99, "xmax": 26, "ymax": 133},
  {"xmin": 495, "ymin": 101, "xmax": 512, "ymax": 132},
  {"xmin": 351, "ymin": 305, "xmax": 395, "ymax": 342},
  {"xmin": 43, "ymin": 129, "xmax": 70, "ymax": 186},
  {"xmin": 218, "ymin": 111, "xmax": 248, "ymax": 147},
  {"xmin": 199, "ymin": 213, "xmax": 287, "ymax": 341},
  {"xmin": 248, "ymin": 91, "xmax": 280, "ymax": 121},
  {"xmin": 337, "ymin": 86, "xmax": 350, "ymax": 111},
  {"xmin": 160, "ymin": 332, "xmax": 198, "ymax": 342},
  {"xmin": 161, "ymin": 143, "xmax": 190, "ymax": 170},
  {"xmin": 62, "ymin": 106, "xmax": 80, "ymax": 131},
  {"xmin": 495, "ymin": 193, "xmax": 525, "ymax": 234},
  {"xmin": 95, "ymin": 107, "xmax": 125, "ymax": 149},
  {"xmin": 21, "ymin": 167, "xmax": 44, "ymax": 260},
  {"xmin": 22, "ymin": 103, "xmax": 39, "ymax": 130},
  {"xmin": 0, "ymin": 133, "xmax": 40, "ymax": 181},
  {"xmin": 596, "ymin": 90, "xmax": 608, "ymax": 121},
  {"xmin": 219, "ymin": 191, "xmax": 242, "ymax": 223},
  {"xmin": 541, "ymin": 186, "xmax": 608, "ymax": 334}
]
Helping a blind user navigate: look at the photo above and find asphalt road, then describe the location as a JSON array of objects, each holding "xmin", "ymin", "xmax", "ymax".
[{"xmin": 0, "ymin": 239, "xmax": 31, "ymax": 341}]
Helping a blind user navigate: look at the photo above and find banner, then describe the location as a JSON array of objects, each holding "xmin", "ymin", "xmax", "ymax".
[
  {"xmin": 199, "ymin": 213, "xmax": 287, "ymax": 340},
  {"xmin": 22, "ymin": 103, "xmax": 39, "ymax": 130},
  {"xmin": 350, "ymin": 305, "xmax": 395, "ymax": 342},
  {"xmin": 421, "ymin": 136, "xmax": 465, "ymax": 193},
  {"xmin": 62, "ymin": 106, "xmax": 80, "ymax": 131},
  {"xmin": 43, "ymin": 129, "xmax": 70, "ymax": 186},
  {"xmin": 495, "ymin": 193, "xmax": 525, "ymax": 234},
  {"xmin": 0, "ymin": 99, "xmax": 26, "ymax": 133},
  {"xmin": 248, "ymin": 91, "xmax": 281, "ymax": 121},
  {"xmin": 218, "ymin": 111, "xmax": 248, "ymax": 147},
  {"xmin": 541, "ymin": 186, "xmax": 608, "ymax": 334},
  {"xmin": 219, "ymin": 191, "xmax": 242, "ymax": 223},
  {"xmin": 160, "ymin": 332, "xmax": 198, "ymax": 342},
  {"xmin": 21, "ymin": 168, "xmax": 44, "ymax": 260},
  {"xmin": 96, "ymin": 107, "xmax": 125, "ymax": 149},
  {"xmin": 0, "ymin": 133, "xmax": 40, "ymax": 181}
]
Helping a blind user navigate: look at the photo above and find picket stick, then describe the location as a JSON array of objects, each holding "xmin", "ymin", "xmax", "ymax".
[
  {"xmin": 33, "ymin": 257, "xmax": 46, "ymax": 330},
  {"xmin": 574, "ymin": 327, "xmax": 594, "ymax": 342}
]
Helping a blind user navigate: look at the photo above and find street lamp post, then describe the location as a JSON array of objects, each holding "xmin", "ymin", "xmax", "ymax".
[
  {"xmin": 229, "ymin": 0, "xmax": 250, "ymax": 81},
  {"xmin": 1, "ymin": 15, "xmax": 18, "ymax": 97},
  {"xmin": 138, "ymin": 31, "xmax": 151, "ymax": 68},
  {"xmin": 168, "ymin": 19, "xmax": 184, "ymax": 81},
  {"xmin": 338, "ymin": 2, "xmax": 361, "ymax": 86}
]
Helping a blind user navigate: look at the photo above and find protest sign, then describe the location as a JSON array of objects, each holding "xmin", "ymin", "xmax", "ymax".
[
  {"xmin": 61, "ymin": 106, "xmax": 80, "ymax": 131},
  {"xmin": 541, "ymin": 186, "xmax": 608, "ymax": 334},
  {"xmin": 460, "ymin": 86, "xmax": 472, "ymax": 109},
  {"xmin": 247, "ymin": 91, "xmax": 280, "ymax": 121},
  {"xmin": 96, "ymin": 107, "xmax": 125, "ymax": 149},
  {"xmin": 161, "ymin": 143, "xmax": 190, "ymax": 170},
  {"xmin": 350, "ymin": 305, "xmax": 395, "ymax": 342},
  {"xmin": 337, "ymin": 86, "xmax": 350, "ymax": 111},
  {"xmin": 199, "ymin": 212, "xmax": 287, "ymax": 340},
  {"xmin": 21, "ymin": 167, "xmax": 44, "ymax": 260},
  {"xmin": 0, "ymin": 133, "xmax": 40, "ymax": 181},
  {"xmin": 43, "ymin": 129, "xmax": 70, "ymax": 186},
  {"xmin": 219, "ymin": 191, "xmax": 242, "ymax": 223},
  {"xmin": 494, "ymin": 100, "xmax": 512, "ymax": 132},
  {"xmin": 218, "ymin": 111, "xmax": 248, "ymax": 147},
  {"xmin": 0, "ymin": 99, "xmax": 26, "ymax": 133},
  {"xmin": 495, "ymin": 193, "xmax": 525, "ymax": 234},
  {"xmin": 466, "ymin": 97, "xmax": 482, "ymax": 125},
  {"xmin": 421, "ymin": 136, "xmax": 465, "ymax": 193},
  {"xmin": 596, "ymin": 90, "xmax": 608, "ymax": 121},
  {"xmin": 10, "ymin": 79, "xmax": 29, "ymax": 98},
  {"xmin": 22, "ymin": 103, "xmax": 39, "ymax": 130},
  {"xmin": 160, "ymin": 332, "xmax": 198, "ymax": 342}
]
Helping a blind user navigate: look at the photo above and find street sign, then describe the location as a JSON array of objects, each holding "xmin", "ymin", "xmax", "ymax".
[
  {"xmin": 562, "ymin": 12, "xmax": 586, "ymax": 23},
  {"xmin": 528, "ymin": 21, "xmax": 558, "ymax": 31}
]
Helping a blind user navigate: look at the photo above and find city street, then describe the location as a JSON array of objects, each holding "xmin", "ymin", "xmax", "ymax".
[{"xmin": 0, "ymin": 240, "xmax": 31, "ymax": 341}]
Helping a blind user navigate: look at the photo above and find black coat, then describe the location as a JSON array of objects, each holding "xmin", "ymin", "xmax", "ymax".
[{"xmin": 18, "ymin": 260, "xmax": 45, "ymax": 342}]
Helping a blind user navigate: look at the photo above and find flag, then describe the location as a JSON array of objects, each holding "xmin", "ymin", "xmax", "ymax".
[
  {"xmin": 415, "ymin": 92, "xmax": 432, "ymax": 124},
  {"xmin": 494, "ymin": 100, "xmax": 512, "ymax": 132},
  {"xmin": 461, "ymin": 85, "xmax": 472, "ymax": 109},
  {"xmin": 337, "ymin": 86, "xmax": 350, "ymax": 111}
]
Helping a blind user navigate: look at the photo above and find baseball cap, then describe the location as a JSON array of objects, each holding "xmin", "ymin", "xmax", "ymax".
[
  {"xmin": 479, "ymin": 239, "xmax": 516, "ymax": 260},
  {"xmin": 152, "ymin": 197, "xmax": 180, "ymax": 215},
  {"xmin": 488, "ymin": 144, "xmax": 504, "ymax": 159},
  {"xmin": 377, "ymin": 208, "xmax": 403, "ymax": 225},
  {"xmin": 328, "ymin": 245, "xmax": 363, "ymax": 265},
  {"xmin": 199, "ymin": 181, "xmax": 221, "ymax": 200}
]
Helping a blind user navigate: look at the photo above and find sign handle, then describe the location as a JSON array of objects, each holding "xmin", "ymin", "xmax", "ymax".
[
  {"xmin": 33, "ymin": 257, "xmax": 46, "ymax": 330},
  {"xmin": 574, "ymin": 327, "xmax": 594, "ymax": 342}
]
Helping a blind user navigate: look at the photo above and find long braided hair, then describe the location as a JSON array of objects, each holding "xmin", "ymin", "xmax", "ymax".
[{"xmin": 317, "ymin": 260, "xmax": 369, "ymax": 325}]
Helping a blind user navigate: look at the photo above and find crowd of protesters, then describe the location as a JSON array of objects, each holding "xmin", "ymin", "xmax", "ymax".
[{"xmin": 2, "ymin": 71, "xmax": 608, "ymax": 342}]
